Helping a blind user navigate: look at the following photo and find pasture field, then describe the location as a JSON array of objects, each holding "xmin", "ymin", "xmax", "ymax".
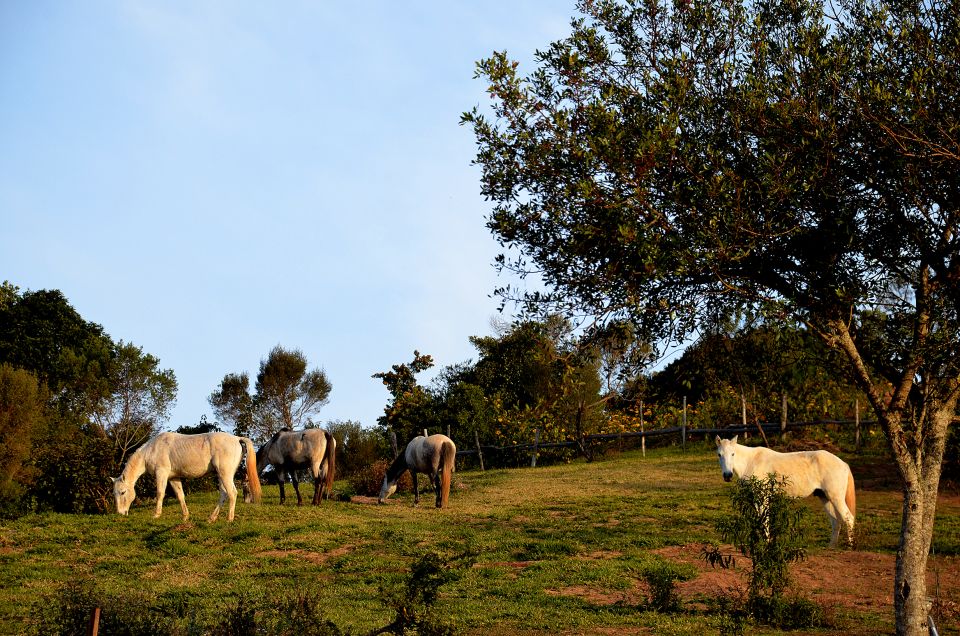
[{"xmin": 1, "ymin": 443, "xmax": 958, "ymax": 635}]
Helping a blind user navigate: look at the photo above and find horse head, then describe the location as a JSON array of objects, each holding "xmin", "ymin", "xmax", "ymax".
[
  {"xmin": 112, "ymin": 476, "xmax": 134, "ymax": 515},
  {"xmin": 378, "ymin": 452, "xmax": 408, "ymax": 504},
  {"xmin": 378, "ymin": 474, "xmax": 399, "ymax": 504},
  {"xmin": 715, "ymin": 435, "xmax": 739, "ymax": 482}
]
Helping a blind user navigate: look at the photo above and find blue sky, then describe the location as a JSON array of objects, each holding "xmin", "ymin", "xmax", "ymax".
[{"xmin": 0, "ymin": 2, "xmax": 575, "ymax": 431}]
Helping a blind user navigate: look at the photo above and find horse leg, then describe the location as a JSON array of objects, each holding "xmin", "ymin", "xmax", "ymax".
[
  {"xmin": 154, "ymin": 470, "xmax": 170, "ymax": 519},
  {"xmin": 825, "ymin": 492, "xmax": 855, "ymax": 548},
  {"xmin": 210, "ymin": 470, "xmax": 237, "ymax": 523},
  {"xmin": 313, "ymin": 463, "xmax": 327, "ymax": 505},
  {"xmin": 311, "ymin": 460, "xmax": 323, "ymax": 505},
  {"xmin": 169, "ymin": 479, "xmax": 189, "ymax": 521},
  {"xmin": 433, "ymin": 471, "xmax": 442, "ymax": 508},
  {"xmin": 291, "ymin": 471, "xmax": 304, "ymax": 506},
  {"xmin": 277, "ymin": 470, "xmax": 287, "ymax": 505},
  {"xmin": 411, "ymin": 469, "xmax": 420, "ymax": 507}
]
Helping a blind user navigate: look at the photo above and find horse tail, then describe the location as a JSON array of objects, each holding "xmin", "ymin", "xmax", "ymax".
[
  {"xmin": 242, "ymin": 437, "xmax": 262, "ymax": 504},
  {"xmin": 439, "ymin": 438, "xmax": 455, "ymax": 508},
  {"xmin": 324, "ymin": 430, "xmax": 336, "ymax": 499},
  {"xmin": 845, "ymin": 467, "xmax": 856, "ymax": 519}
]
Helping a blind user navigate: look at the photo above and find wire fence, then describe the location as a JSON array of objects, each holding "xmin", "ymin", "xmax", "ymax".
[{"xmin": 445, "ymin": 417, "xmax": 876, "ymax": 469}]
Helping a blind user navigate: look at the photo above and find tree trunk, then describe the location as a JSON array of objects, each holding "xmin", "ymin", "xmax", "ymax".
[
  {"xmin": 890, "ymin": 408, "xmax": 950, "ymax": 636},
  {"xmin": 895, "ymin": 483, "xmax": 933, "ymax": 636},
  {"xmin": 826, "ymin": 322, "xmax": 957, "ymax": 636}
]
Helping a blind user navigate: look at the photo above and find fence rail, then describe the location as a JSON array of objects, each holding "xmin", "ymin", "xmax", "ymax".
[{"xmin": 453, "ymin": 418, "xmax": 875, "ymax": 461}]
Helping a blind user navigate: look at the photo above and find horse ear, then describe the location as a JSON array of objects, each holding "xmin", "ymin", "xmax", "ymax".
[
  {"xmin": 732, "ymin": 435, "xmax": 738, "ymax": 444},
  {"xmin": 715, "ymin": 435, "xmax": 721, "ymax": 446}
]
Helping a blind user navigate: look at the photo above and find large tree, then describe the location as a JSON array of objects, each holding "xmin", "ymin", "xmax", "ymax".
[
  {"xmin": 464, "ymin": 0, "xmax": 958, "ymax": 633},
  {"xmin": 210, "ymin": 346, "xmax": 332, "ymax": 441},
  {"xmin": 0, "ymin": 364, "xmax": 45, "ymax": 506},
  {"xmin": 373, "ymin": 350, "xmax": 437, "ymax": 445},
  {"xmin": 92, "ymin": 341, "xmax": 178, "ymax": 462},
  {"xmin": 0, "ymin": 285, "xmax": 177, "ymax": 513}
]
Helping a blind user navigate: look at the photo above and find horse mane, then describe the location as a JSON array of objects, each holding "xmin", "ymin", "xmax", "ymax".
[
  {"xmin": 384, "ymin": 450, "xmax": 408, "ymax": 483},
  {"xmin": 119, "ymin": 445, "xmax": 147, "ymax": 482}
]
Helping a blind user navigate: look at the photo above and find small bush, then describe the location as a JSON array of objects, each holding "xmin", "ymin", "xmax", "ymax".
[
  {"xmin": 350, "ymin": 458, "xmax": 412, "ymax": 497},
  {"xmin": 29, "ymin": 579, "xmax": 178, "ymax": 636},
  {"xmin": 750, "ymin": 593, "xmax": 825, "ymax": 628},
  {"xmin": 705, "ymin": 475, "xmax": 825, "ymax": 630},
  {"xmin": 641, "ymin": 560, "xmax": 690, "ymax": 612},
  {"xmin": 327, "ymin": 420, "xmax": 391, "ymax": 479},
  {"xmin": 377, "ymin": 551, "xmax": 465, "ymax": 636}
]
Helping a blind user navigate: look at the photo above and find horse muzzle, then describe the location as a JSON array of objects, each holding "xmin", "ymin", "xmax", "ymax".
[{"xmin": 722, "ymin": 472, "xmax": 733, "ymax": 482}]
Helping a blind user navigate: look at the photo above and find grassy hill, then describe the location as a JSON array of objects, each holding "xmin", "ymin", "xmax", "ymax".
[{"xmin": 1, "ymin": 442, "xmax": 958, "ymax": 635}]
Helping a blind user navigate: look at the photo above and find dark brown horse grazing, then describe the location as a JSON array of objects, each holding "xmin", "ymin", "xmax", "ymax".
[
  {"xmin": 378, "ymin": 433, "xmax": 456, "ymax": 508},
  {"xmin": 256, "ymin": 427, "xmax": 336, "ymax": 505}
]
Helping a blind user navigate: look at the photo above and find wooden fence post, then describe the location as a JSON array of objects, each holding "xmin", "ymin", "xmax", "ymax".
[
  {"xmin": 475, "ymin": 430, "xmax": 485, "ymax": 471},
  {"xmin": 682, "ymin": 396, "xmax": 687, "ymax": 450},
  {"xmin": 531, "ymin": 428, "xmax": 540, "ymax": 467},
  {"xmin": 855, "ymin": 398, "xmax": 861, "ymax": 451},
  {"xmin": 741, "ymin": 390, "xmax": 748, "ymax": 439},
  {"xmin": 640, "ymin": 399, "xmax": 646, "ymax": 458},
  {"xmin": 87, "ymin": 607, "xmax": 101, "ymax": 636},
  {"xmin": 780, "ymin": 393, "xmax": 788, "ymax": 440}
]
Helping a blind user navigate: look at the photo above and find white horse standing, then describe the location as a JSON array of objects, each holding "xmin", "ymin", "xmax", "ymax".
[
  {"xmin": 113, "ymin": 431, "xmax": 262, "ymax": 522},
  {"xmin": 715, "ymin": 435, "xmax": 856, "ymax": 547},
  {"xmin": 379, "ymin": 434, "xmax": 456, "ymax": 508}
]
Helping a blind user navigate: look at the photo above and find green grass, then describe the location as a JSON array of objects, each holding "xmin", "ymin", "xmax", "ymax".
[{"xmin": 1, "ymin": 443, "xmax": 957, "ymax": 635}]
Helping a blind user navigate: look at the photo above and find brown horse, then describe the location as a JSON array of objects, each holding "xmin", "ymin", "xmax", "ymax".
[
  {"xmin": 378, "ymin": 434, "xmax": 456, "ymax": 508},
  {"xmin": 113, "ymin": 431, "xmax": 262, "ymax": 522},
  {"xmin": 256, "ymin": 427, "xmax": 337, "ymax": 505}
]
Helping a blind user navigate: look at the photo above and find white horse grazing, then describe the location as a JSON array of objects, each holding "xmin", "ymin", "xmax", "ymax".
[
  {"xmin": 715, "ymin": 435, "xmax": 856, "ymax": 547},
  {"xmin": 379, "ymin": 434, "xmax": 456, "ymax": 508},
  {"xmin": 113, "ymin": 431, "xmax": 262, "ymax": 522}
]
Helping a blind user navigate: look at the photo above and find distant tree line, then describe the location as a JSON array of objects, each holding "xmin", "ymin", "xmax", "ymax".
[
  {"xmin": 3, "ymin": 281, "xmax": 953, "ymax": 519},
  {"xmin": 370, "ymin": 312, "xmax": 901, "ymax": 468}
]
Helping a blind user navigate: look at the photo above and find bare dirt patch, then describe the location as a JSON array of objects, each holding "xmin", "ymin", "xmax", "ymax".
[
  {"xmin": 546, "ymin": 545, "xmax": 960, "ymax": 630},
  {"xmin": 546, "ymin": 581, "xmax": 646, "ymax": 606},
  {"xmin": 652, "ymin": 544, "xmax": 960, "ymax": 624},
  {"xmin": 258, "ymin": 544, "xmax": 355, "ymax": 566}
]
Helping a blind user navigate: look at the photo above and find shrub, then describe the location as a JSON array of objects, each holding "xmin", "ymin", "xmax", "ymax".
[
  {"xmin": 350, "ymin": 458, "xmax": 412, "ymax": 497},
  {"xmin": 641, "ymin": 559, "xmax": 691, "ymax": 612},
  {"xmin": 703, "ymin": 474, "xmax": 824, "ymax": 629},
  {"xmin": 377, "ymin": 551, "xmax": 464, "ymax": 636},
  {"xmin": 326, "ymin": 420, "xmax": 391, "ymax": 480}
]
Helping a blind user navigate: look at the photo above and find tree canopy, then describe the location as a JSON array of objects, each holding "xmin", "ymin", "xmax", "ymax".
[
  {"xmin": 210, "ymin": 345, "xmax": 332, "ymax": 441},
  {"xmin": 464, "ymin": 0, "xmax": 958, "ymax": 633},
  {"xmin": 0, "ymin": 283, "xmax": 178, "ymax": 513}
]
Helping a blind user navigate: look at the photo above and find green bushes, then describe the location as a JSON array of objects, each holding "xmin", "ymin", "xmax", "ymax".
[
  {"xmin": 31, "ymin": 552, "xmax": 462, "ymax": 636},
  {"xmin": 640, "ymin": 560, "xmax": 691, "ymax": 612},
  {"xmin": 349, "ymin": 458, "xmax": 412, "ymax": 498},
  {"xmin": 703, "ymin": 475, "xmax": 824, "ymax": 630}
]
